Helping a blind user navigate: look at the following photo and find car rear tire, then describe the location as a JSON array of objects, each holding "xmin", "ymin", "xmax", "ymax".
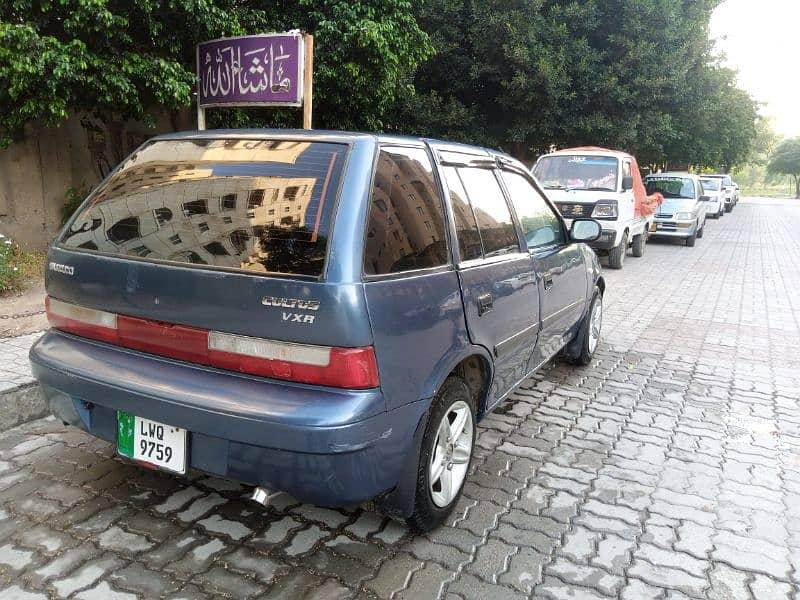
[
  {"xmin": 607, "ymin": 232, "xmax": 627, "ymax": 269},
  {"xmin": 406, "ymin": 377, "xmax": 475, "ymax": 532},
  {"xmin": 631, "ymin": 233, "xmax": 645, "ymax": 257},
  {"xmin": 725, "ymin": 204, "xmax": 733, "ymax": 213},
  {"xmin": 563, "ymin": 288, "xmax": 602, "ymax": 366}
]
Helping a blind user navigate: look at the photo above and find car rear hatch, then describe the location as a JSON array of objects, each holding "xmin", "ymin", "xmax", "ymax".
[{"xmin": 44, "ymin": 135, "xmax": 377, "ymax": 390}]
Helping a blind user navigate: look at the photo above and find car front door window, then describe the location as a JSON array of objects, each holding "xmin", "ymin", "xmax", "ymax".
[{"xmin": 500, "ymin": 170, "xmax": 565, "ymax": 251}]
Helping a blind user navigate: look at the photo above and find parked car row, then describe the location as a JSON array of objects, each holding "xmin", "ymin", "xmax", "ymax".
[
  {"xmin": 28, "ymin": 128, "xmax": 743, "ymax": 531},
  {"xmin": 530, "ymin": 148, "xmax": 739, "ymax": 252},
  {"xmin": 642, "ymin": 171, "xmax": 739, "ymax": 246}
]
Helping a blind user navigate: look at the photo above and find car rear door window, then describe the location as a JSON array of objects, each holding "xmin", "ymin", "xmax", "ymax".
[
  {"xmin": 363, "ymin": 147, "xmax": 449, "ymax": 275},
  {"xmin": 60, "ymin": 138, "xmax": 348, "ymax": 277},
  {"xmin": 457, "ymin": 167, "xmax": 520, "ymax": 257},
  {"xmin": 442, "ymin": 167, "xmax": 482, "ymax": 261},
  {"xmin": 501, "ymin": 171, "xmax": 565, "ymax": 250}
]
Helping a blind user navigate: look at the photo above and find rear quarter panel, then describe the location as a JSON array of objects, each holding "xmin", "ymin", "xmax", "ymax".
[{"xmin": 364, "ymin": 271, "xmax": 472, "ymax": 411}]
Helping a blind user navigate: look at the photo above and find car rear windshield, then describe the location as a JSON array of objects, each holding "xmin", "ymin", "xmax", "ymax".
[
  {"xmin": 60, "ymin": 138, "xmax": 348, "ymax": 278},
  {"xmin": 700, "ymin": 178, "xmax": 721, "ymax": 191}
]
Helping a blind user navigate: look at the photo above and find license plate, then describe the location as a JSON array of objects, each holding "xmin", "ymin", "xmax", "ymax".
[
  {"xmin": 649, "ymin": 222, "xmax": 658, "ymax": 232},
  {"xmin": 117, "ymin": 412, "xmax": 187, "ymax": 474}
]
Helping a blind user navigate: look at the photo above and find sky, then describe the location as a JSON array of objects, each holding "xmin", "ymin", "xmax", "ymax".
[{"xmin": 710, "ymin": 0, "xmax": 800, "ymax": 139}]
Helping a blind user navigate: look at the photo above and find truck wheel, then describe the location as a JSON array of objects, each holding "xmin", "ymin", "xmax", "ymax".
[
  {"xmin": 607, "ymin": 232, "xmax": 627, "ymax": 269},
  {"xmin": 686, "ymin": 228, "xmax": 697, "ymax": 247},
  {"xmin": 406, "ymin": 377, "xmax": 475, "ymax": 532},
  {"xmin": 563, "ymin": 288, "xmax": 602, "ymax": 366},
  {"xmin": 631, "ymin": 233, "xmax": 645, "ymax": 257}
]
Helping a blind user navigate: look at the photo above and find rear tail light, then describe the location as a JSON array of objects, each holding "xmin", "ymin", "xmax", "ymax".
[
  {"xmin": 45, "ymin": 297, "xmax": 379, "ymax": 389},
  {"xmin": 46, "ymin": 297, "xmax": 118, "ymax": 344}
]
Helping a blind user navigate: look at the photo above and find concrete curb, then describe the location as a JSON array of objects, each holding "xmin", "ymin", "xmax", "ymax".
[{"xmin": 0, "ymin": 383, "xmax": 49, "ymax": 431}]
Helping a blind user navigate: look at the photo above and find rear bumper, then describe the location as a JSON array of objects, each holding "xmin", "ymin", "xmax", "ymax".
[{"xmin": 30, "ymin": 330, "xmax": 426, "ymax": 508}]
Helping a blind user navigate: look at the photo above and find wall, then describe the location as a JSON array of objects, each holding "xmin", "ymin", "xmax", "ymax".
[{"xmin": 0, "ymin": 113, "xmax": 178, "ymax": 249}]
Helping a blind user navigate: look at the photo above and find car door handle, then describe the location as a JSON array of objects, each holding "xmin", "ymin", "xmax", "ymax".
[
  {"xmin": 477, "ymin": 293, "xmax": 494, "ymax": 316},
  {"xmin": 542, "ymin": 272, "xmax": 554, "ymax": 290}
]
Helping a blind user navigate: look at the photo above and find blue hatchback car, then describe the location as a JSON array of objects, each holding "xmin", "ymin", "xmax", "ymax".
[{"xmin": 30, "ymin": 130, "xmax": 605, "ymax": 530}]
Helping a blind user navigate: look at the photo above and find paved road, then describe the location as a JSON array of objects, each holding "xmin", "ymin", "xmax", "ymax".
[{"xmin": 1, "ymin": 197, "xmax": 800, "ymax": 599}]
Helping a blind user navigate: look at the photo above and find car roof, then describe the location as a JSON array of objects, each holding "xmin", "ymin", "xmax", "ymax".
[
  {"xmin": 543, "ymin": 146, "xmax": 632, "ymax": 160},
  {"xmin": 150, "ymin": 129, "xmax": 496, "ymax": 153},
  {"xmin": 646, "ymin": 172, "xmax": 700, "ymax": 181},
  {"xmin": 148, "ymin": 129, "xmax": 526, "ymax": 171}
]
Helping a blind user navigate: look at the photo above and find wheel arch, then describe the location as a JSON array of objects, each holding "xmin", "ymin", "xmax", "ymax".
[
  {"xmin": 419, "ymin": 345, "xmax": 494, "ymax": 417},
  {"xmin": 375, "ymin": 345, "xmax": 494, "ymax": 519}
]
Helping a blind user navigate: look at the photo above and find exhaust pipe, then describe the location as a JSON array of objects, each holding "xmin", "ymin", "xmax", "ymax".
[{"xmin": 249, "ymin": 486, "xmax": 272, "ymax": 506}]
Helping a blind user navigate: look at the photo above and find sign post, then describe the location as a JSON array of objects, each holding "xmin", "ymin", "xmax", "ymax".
[
  {"xmin": 196, "ymin": 32, "xmax": 313, "ymax": 130},
  {"xmin": 303, "ymin": 34, "xmax": 314, "ymax": 129}
]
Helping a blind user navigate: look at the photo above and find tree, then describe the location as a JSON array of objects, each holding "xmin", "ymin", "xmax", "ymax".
[
  {"xmin": 768, "ymin": 138, "xmax": 800, "ymax": 199},
  {"xmin": 390, "ymin": 0, "xmax": 759, "ymax": 169},
  {"xmin": 0, "ymin": 1, "xmax": 432, "ymax": 147}
]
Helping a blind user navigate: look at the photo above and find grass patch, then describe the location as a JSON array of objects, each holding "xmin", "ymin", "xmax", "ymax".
[
  {"xmin": 16, "ymin": 249, "xmax": 47, "ymax": 282},
  {"xmin": 0, "ymin": 236, "xmax": 46, "ymax": 295}
]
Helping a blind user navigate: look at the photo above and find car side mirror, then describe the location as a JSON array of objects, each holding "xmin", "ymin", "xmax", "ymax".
[
  {"xmin": 570, "ymin": 219, "xmax": 602, "ymax": 242},
  {"xmin": 621, "ymin": 176, "xmax": 634, "ymax": 191}
]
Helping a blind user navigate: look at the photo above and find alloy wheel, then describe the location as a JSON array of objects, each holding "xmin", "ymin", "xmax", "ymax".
[{"xmin": 428, "ymin": 400, "xmax": 473, "ymax": 507}]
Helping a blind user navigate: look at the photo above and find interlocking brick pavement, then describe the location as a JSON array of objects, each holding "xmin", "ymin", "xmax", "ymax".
[
  {"xmin": 1, "ymin": 197, "xmax": 800, "ymax": 598},
  {"xmin": 0, "ymin": 332, "xmax": 42, "ymax": 393}
]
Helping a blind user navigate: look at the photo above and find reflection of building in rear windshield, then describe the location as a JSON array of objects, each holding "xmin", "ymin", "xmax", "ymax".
[
  {"xmin": 65, "ymin": 174, "xmax": 314, "ymax": 268},
  {"xmin": 61, "ymin": 139, "xmax": 346, "ymax": 277}
]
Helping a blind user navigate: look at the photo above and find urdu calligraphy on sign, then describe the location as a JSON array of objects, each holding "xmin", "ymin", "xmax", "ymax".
[{"xmin": 198, "ymin": 34, "xmax": 304, "ymax": 107}]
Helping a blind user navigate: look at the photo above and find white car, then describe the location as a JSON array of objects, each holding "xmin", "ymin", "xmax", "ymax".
[
  {"xmin": 699, "ymin": 177, "xmax": 725, "ymax": 218},
  {"xmin": 703, "ymin": 174, "xmax": 735, "ymax": 212}
]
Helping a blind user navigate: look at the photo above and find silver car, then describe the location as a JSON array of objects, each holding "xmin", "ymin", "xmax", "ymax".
[{"xmin": 644, "ymin": 173, "xmax": 708, "ymax": 247}]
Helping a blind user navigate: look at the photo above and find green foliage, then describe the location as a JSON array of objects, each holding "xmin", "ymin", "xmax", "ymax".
[
  {"xmin": 732, "ymin": 163, "xmax": 793, "ymax": 198},
  {"xmin": 0, "ymin": 234, "xmax": 21, "ymax": 293},
  {"xmin": 391, "ymin": 0, "xmax": 759, "ymax": 169},
  {"xmin": 62, "ymin": 183, "xmax": 91, "ymax": 225},
  {"xmin": 767, "ymin": 138, "xmax": 800, "ymax": 198},
  {"xmin": 1, "ymin": 0, "xmax": 758, "ymax": 172},
  {"xmin": 0, "ymin": 1, "xmax": 432, "ymax": 144}
]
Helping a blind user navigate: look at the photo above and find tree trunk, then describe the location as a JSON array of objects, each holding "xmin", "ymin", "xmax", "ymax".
[{"xmin": 795, "ymin": 174, "xmax": 799, "ymax": 199}]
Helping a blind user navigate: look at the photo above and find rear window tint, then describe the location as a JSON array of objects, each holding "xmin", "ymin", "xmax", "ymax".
[
  {"xmin": 60, "ymin": 139, "xmax": 348, "ymax": 277},
  {"xmin": 364, "ymin": 147, "xmax": 449, "ymax": 275}
]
